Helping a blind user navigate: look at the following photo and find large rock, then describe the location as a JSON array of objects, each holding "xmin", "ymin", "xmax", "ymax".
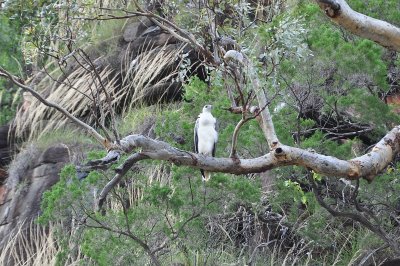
[
  {"xmin": 0, "ymin": 143, "xmax": 71, "ymax": 249},
  {"xmin": 123, "ymin": 17, "xmax": 154, "ymax": 42},
  {"xmin": 0, "ymin": 124, "xmax": 14, "ymax": 169},
  {"xmin": 0, "ymin": 124, "xmax": 14, "ymax": 205}
]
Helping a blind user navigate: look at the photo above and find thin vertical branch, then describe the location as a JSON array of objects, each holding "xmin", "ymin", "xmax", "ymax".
[{"xmin": 78, "ymin": 49, "xmax": 120, "ymax": 143}]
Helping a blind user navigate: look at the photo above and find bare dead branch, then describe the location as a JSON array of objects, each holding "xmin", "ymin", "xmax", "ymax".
[
  {"xmin": 225, "ymin": 106, "xmax": 260, "ymax": 114},
  {"xmin": 0, "ymin": 66, "xmax": 113, "ymax": 150},
  {"xmin": 223, "ymin": 50, "xmax": 279, "ymax": 148},
  {"xmin": 229, "ymin": 117, "xmax": 251, "ymax": 158},
  {"xmin": 91, "ymin": 125, "xmax": 400, "ymax": 207}
]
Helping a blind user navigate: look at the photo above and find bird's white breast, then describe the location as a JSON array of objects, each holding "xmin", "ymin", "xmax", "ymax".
[{"xmin": 197, "ymin": 112, "xmax": 218, "ymax": 155}]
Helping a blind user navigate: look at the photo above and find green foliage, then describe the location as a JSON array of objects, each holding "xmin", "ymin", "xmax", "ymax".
[
  {"xmin": 0, "ymin": 13, "xmax": 23, "ymax": 125},
  {"xmin": 284, "ymin": 179, "xmax": 308, "ymax": 205},
  {"xmin": 301, "ymin": 131, "xmax": 353, "ymax": 159},
  {"xmin": 36, "ymin": 128, "xmax": 97, "ymax": 149},
  {"xmin": 86, "ymin": 150, "xmax": 108, "ymax": 161},
  {"xmin": 0, "ymin": 15, "xmax": 22, "ymax": 71},
  {"xmin": 300, "ymin": 3, "xmax": 389, "ymax": 91},
  {"xmin": 338, "ymin": 89, "xmax": 400, "ymax": 135},
  {"xmin": 0, "ymin": 87, "xmax": 20, "ymax": 125},
  {"xmin": 38, "ymin": 164, "xmax": 79, "ymax": 224},
  {"xmin": 38, "ymin": 164, "xmax": 103, "ymax": 224}
]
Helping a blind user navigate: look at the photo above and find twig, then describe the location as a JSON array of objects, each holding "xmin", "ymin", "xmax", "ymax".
[
  {"xmin": 230, "ymin": 116, "xmax": 252, "ymax": 158},
  {"xmin": 84, "ymin": 210, "xmax": 161, "ymax": 266},
  {"xmin": 307, "ymin": 171, "xmax": 400, "ymax": 255},
  {"xmin": 152, "ymin": 211, "xmax": 201, "ymax": 254}
]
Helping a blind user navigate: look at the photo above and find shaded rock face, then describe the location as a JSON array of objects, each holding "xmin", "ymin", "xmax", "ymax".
[
  {"xmin": 0, "ymin": 124, "xmax": 14, "ymax": 181},
  {"xmin": 79, "ymin": 17, "xmax": 206, "ymax": 104},
  {"xmin": 123, "ymin": 17, "xmax": 154, "ymax": 42},
  {"xmin": 0, "ymin": 124, "xmax": 15, "ymax": 210},
  {"xmin": 0, "ymin": 144, "xmax": 71, "ymax": 248},
  {"xmin": 116, "ymin": 17, "xmax": 207, "ymax": 104}
]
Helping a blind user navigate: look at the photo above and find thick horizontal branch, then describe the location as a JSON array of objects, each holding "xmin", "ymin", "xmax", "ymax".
[
  {"xmin": 89, "ymin": 124, "xmax": 400, "ymax": 206},
  {"xmin": 316, "ymin": 0, "xmax": 400, "ymax": 51},
  {"xmin": 100, "ymin": 125, "xmax": 400, "ymax": 182}
]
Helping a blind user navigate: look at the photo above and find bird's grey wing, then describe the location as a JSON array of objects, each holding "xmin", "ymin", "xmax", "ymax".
[
  {"xmin": 212, "ymin": 141, "xmax": 216, "ymax": 157},
  {"xmin": 194, "ymin": 118, "xmax": 199, "ymax": 153},
  {"xmin": 212, "ymin": 119, "xmax": 218, "ymax": 157}
]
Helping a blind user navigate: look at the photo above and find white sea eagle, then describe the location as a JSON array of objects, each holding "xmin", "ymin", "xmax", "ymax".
[{"xmin": 194, "ymin": 105, "xmax": 218, "ymax": 181}]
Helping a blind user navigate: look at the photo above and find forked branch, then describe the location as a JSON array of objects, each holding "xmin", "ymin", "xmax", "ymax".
[{"xmin": 224, "ymin": 50, "xmax": 280, "ymax": 148}]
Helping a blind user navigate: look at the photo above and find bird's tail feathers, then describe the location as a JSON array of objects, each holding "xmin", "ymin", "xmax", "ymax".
[{"xmin": 200, "ymin": 169, "xmax": 211, "ymax": 182}]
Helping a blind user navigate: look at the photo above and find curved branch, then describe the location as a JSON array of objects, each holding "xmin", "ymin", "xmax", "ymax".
[
  {"xmin": 230, "ymin": 116, "xmax": 251, "ymax": 158},
  {"xmin": 96, "ymin": 126, "xmax": 399, "ymax": 184},
  {"xmin": 0, "ymin": 67, "xmax": 113, "ymax": 150},
  {"xmin": 316, "ymin": 0, "xmax": 400, "ymax": 51},
  {"xmin": 97, "ymin": 153, "xmax": 148, "ymax": 209}
]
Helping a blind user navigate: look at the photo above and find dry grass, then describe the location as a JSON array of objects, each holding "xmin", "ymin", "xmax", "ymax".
[
  {"xmin": 13, "ymin": 63, "xmax": 119, "ymax": 140},
  {"xmin": 13, "ymin": 40, "xmax": 187, "ymax": 141},
  {"xmin": 0, "ymin": 221, "xmax": 85, "ymax": 266},
  {"xmin": 119, "ymin": 42, "xmax": 186, "ymax": 112},
  {"xmin": 109, "ymin": 162, "xmax": 172, "ymax": 212}
]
